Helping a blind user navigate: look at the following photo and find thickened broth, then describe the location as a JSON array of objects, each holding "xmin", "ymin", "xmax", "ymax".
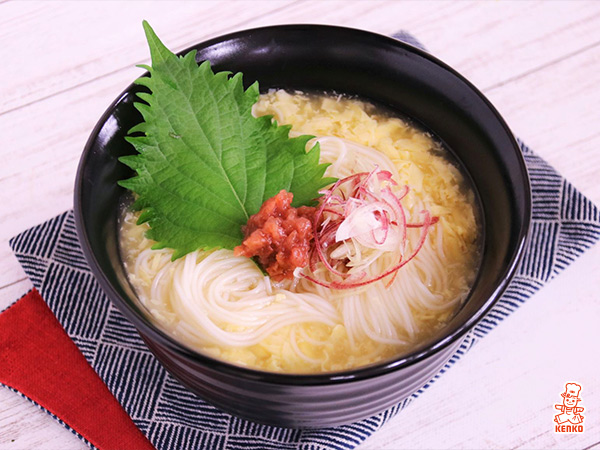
[{"xmin": 119, "ymin": 90, "xmax": 480, "ymax": 373}]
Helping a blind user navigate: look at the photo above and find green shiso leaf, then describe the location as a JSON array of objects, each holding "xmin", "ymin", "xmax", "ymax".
[{"xmin": 119, "ymin": 22, "xmax": 335, "ymax": 259}]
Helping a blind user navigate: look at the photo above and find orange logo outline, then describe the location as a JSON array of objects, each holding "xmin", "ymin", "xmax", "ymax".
[{"xmin": 554, "ymin": 382, "xmax": 584, "ymax": 433}]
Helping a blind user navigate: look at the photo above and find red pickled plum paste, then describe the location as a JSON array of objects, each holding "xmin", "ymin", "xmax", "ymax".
[{"xmin": 234, "ymin": 190, "xmax": 316, "ymax": 281}]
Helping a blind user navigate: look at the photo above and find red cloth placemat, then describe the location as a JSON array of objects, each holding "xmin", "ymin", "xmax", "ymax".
[{"xmin": 0, "ymin": 289, "xmax": 155, "ymax": 450}]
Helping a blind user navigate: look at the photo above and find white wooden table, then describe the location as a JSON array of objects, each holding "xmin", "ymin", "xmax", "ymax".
[{"xmin": 1, "ymin": 1, "xmax": 599, "ymax": 449}]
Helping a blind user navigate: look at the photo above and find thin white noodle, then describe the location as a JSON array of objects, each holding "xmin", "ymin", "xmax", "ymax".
[
  {"xmin": 121, "ymin": 122, "xmax": 475, "ymax": 371},
  {"xmin": 290, "ymin": 328, "xmax": 322, "ymax": 365}
]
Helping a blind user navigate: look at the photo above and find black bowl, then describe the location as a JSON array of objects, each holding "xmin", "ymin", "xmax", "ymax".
[{"xmin": 74, "ymin": 25, "xmax": 531, "ymax": 428}]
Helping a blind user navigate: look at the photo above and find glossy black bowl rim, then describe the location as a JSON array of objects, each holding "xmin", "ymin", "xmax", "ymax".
[{"xmin": 74, "ymin": 24, "xmax": 531, "ymax": 386}]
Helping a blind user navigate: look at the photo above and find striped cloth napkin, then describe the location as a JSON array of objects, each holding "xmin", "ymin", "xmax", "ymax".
[{"xmin": 3, "ymin": 33, "xmax": 600, "ymax": 450}]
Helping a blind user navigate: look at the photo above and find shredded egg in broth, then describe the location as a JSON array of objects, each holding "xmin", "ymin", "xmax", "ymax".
[{"xmin": 119, "ymin": 90, "xmax": 480, "ymax": 373}]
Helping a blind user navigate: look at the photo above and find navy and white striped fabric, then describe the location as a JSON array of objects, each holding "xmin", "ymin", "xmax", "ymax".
[
  {"xmin": 8, "ymin": 34, "xmax": 600, "ymax": 450},
  {"xmin": 9, "ymin": 147, "xmax": 600, "ymax": 450}
]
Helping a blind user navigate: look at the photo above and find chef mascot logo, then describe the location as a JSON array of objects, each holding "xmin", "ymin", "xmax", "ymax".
[{"xmin": 554, "ymin": 383, "xmax": 584, "ymax": 433}]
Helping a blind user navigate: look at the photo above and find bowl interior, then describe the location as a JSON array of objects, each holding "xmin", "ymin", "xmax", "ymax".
[{"xmin": 75, "ymin": 25, "xmax": 530, "ymax": 382}]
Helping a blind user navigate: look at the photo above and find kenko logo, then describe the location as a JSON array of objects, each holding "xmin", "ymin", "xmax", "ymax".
[{"xmin": 554, "ymin": 383, "xmax": 585, "ymax": 433}]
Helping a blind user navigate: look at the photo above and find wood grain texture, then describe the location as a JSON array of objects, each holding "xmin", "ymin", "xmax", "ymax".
[{"xmin": 1, "ymin": 1, "xmax": 599, "ymax": 449}]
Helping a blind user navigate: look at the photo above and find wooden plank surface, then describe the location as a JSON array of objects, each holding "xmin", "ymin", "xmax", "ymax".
[{"xmin": 1, "ymin": 1, "xmax": 599, "ymax": 449}]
